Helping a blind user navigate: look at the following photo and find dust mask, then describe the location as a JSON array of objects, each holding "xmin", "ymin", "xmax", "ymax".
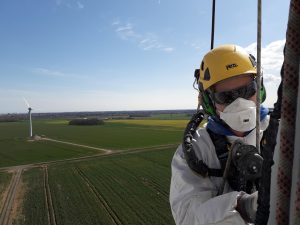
[{"xmin": 219, "ymin": 98, "xmax": 256, "ymax": 132}]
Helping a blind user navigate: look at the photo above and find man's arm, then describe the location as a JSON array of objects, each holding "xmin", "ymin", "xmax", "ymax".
[{"xmin": 170, "ymin": 145, "xmax": 246, "ymax": 225}]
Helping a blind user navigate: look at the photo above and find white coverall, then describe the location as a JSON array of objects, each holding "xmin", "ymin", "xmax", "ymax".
[{"xmin": 169, "ymin": 118, "xmax": 269, "ymax": 225}]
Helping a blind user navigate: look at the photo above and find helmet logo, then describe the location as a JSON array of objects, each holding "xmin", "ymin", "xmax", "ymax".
[{"xmin": 226, "ymin": 63, "xmax": 238, "ymax": 70}]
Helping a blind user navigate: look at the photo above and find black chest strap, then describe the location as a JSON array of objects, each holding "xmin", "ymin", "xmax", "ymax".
[{"xmin": 207, "ymin": 128, "xmax": 230, "ymax": 172}]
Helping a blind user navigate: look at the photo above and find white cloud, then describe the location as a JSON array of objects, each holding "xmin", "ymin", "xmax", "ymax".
[
  {"xmin": 115, "ymin": 23, "xmax": 140, "ymax": 40},
  {"xmin": 112, "ymin": 21, "xmax": 174, "ymax": 53},
  {"xmin": 77, "ymin": 1, "xmax": 84, "ymax": 9},
  {"xmin": 183, "ymin": 40, "xmax": 207, "ymax": 52},
  {"xmin": 263, "ymin": 73, "xmax": 281, "ymax": 82},
  {"xmin": 245, "ymin": 39, "xmax": 285, "ymax": 84},
  {"xmin": 245, "ymin": 40, "xmax": 285, "ymax": 108},
  {"xmin": 33, "ymin": 68, "xmax": 66, "ymax": 77},
  {"xmin": 138, "ymin": 34, "xmax": 163, "ymax": 50},
  {"xmin": 55, "ymin": 0, "xmax": 84, "ymax": 10},
  {"xmin": 33, "ymin": 68, "xmax": 86, "ymax": 79},
  {"xmin": 163, "ymin": 47, "xmax": 174, "ymax": 52},
  {"xmin": 112, "ymin": 20, "xmax": 120, "ymax": 26}
]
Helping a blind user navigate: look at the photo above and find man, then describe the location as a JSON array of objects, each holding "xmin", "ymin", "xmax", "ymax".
[{"xmin": 169, "ymin": 44, "xmax": 270, "ymax": 224}]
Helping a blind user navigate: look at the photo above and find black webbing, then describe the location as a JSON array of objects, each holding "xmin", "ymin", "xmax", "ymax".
[{"xmin": 183, "ymin": 111, "xmax": 223, "ymax": 177}]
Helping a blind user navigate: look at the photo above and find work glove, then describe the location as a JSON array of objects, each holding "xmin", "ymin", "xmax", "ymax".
[{"xmin": 236, "ymin": 191, "xmax": 258, "ymax": 223}]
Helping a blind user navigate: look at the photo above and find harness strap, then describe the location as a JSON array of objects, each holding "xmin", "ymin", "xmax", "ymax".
[
  {"xmin": 183, "ymin": 145, "xmax": 223, "ymax": 177},
  {"xmin": 207, "ymin": 128, "xmax": 229, "ymax": 170},
  {"xmin": 183, "ymin": 111, "xmax": 226, "ymax": 178}
]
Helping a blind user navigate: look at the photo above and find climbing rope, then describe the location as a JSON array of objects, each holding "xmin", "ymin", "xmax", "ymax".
[
  {"xmin": 256, "ymin": 0, "xmax": 262, "ymax": 153},
  {"xmin": 210, "ymin": 0, "xmax": 216, "ymax": 50},
  {"xmin": 275, "ymin": 0, "xmax": 300, "ymax": 224}
]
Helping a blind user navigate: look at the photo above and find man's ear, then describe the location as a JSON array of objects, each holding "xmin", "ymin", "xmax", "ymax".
[{"xmin": 199, "ymin": 83, "xmax": 216, "ymax": 116}]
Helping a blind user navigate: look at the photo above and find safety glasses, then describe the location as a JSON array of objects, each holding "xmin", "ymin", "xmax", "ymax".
[{"xmin": 210, "ymin": 81, "xmax": 257, "ymax": 105}]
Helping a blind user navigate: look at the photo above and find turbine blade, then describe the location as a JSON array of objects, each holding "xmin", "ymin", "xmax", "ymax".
[{"xmin": 23, "ymin": 97, "xmax": 30, "ymax": 108}]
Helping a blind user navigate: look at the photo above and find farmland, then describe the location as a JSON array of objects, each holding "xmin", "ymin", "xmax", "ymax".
[
  {"xmin": 0, "ymin": 116, "xmax": 190, "ymax": 225},
  {"xmin": 34, "ymin": 119, "xmax": 184, "ymax": 149},
  {"xmin": 0, "ymin": 172, "xmax": 12, "ymax": 208},
  {"xmin": 108, "ymin": 119, "xmax": 189, "ymax": 129},
  {"xmin": 15, "ymin": 168, "xmax": 48, "ymax": 225},
  {"xmin": 0, "ymin": 119, "xmax": 185, "ymax": 167},
  {"xmin": 9, "ymin": 148, "xmax": 176, "ymax": 225},
  {"xmin": 0, "ymin": 138, "xmax": 102, "ymax": 168},
  {"xmin": 0, "ymin": 121, "xmax": 101, "ymax": 167}
]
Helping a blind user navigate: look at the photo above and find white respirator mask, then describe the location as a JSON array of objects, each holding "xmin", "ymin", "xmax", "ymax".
[{"xmin": 219, "ymin": 98, "xmax": 256, "ymax": 132}]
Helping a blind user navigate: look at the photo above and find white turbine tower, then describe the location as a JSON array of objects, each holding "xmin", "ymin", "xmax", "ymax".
[{"xmin": 23, "ymin": 98, "xmax": 33, "ymax": 138}]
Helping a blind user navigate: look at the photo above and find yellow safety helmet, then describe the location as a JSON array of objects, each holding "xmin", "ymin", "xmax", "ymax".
[{"xmin": 199, "ymin": 44, "xmax": 257, "ymax": 90}]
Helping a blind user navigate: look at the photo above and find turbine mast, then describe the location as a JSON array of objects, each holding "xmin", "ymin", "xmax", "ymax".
[
  {"xmin": 23, "ymin": 98, "xmax": 33, "ymax": 138},
  {"xmin": 28, "ymin": 107, "xmax": 33, "ymax": 137}
]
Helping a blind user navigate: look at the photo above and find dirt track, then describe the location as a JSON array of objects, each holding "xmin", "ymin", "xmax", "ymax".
[
  {"xmin": 0, "ymin": 138, "xmax": 178, "ymax": 225},
  {"xmin": 44, "ymin": 166, "xmax": 56, "ymax": 225},
  {"xmin": 0, "ymin": 169, "xmax": 22, "ymax": 225},
  {"xmin": 41, "ymin": 137, "xmax": 113, "ymax": 153}
]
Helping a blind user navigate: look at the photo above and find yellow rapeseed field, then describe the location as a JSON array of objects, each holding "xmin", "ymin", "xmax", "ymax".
[{"xmin": 108, "ymin": 119, "xmax": 189, "ymax": 129}]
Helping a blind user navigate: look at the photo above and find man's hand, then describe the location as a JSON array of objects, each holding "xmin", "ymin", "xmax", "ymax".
[{"xmin": 236, "ymin": 191, "xmax": 258, "ymax": 223}]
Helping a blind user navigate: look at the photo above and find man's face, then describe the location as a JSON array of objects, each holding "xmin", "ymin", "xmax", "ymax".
[{"xmin": 212, "ymin": 75, "xmax": 257, "ymax": 114}]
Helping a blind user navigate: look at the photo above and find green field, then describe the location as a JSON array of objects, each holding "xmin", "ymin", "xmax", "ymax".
[
  {"xmin": 0, "ymin": 118, "xmax": 185, "ymax": 224},
  {"xmin": 108, "ymin": 119, "xmax": 189, "ymax": 129},
  {"xmin": 15, "ymin": 168, "xmax": 48, "ymax": 225},
  {"xmin": 17, "ymin": 148, "xmax": 175, "ymax": 225},
  {"xmin": 149, "ymin": 113, "xmax": 193, "ymax": 120},
  {"xmin": 34, "ymin": 119, "xmax": 184, "ymax": 148},
  {"xmin": 0, "ymin": 121, "xmax": 100, "ymax": 167},
  {"xmin": 0, "ymin": 138, "xmax": 102, "ymax": 168},
  {"xmin": 0, "ymin": 119, "xmax": 185, "ymax": 167}
]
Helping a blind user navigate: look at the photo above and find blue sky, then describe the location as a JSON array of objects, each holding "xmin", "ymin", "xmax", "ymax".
[{"xmin": 0, "ymin": 0, "xmax": 290, "ymax": 113}]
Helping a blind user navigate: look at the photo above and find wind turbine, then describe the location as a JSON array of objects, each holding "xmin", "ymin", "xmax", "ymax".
[{"xmin": 23, "ymin": 98, "xmax": 33, "ymax": 138}]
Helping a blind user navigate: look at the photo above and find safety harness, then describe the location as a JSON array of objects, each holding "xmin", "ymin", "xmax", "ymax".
[
  {"xmin": 183, "ymin": 110, "xmax": 268, "ymax": 194},
  {"xmin": 182, "ymin": 111, "xmax": 221, "ymax": 177},
  {"xmin": 183, "ymin": 111, "xmax": 230, "ymax": 178}
]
